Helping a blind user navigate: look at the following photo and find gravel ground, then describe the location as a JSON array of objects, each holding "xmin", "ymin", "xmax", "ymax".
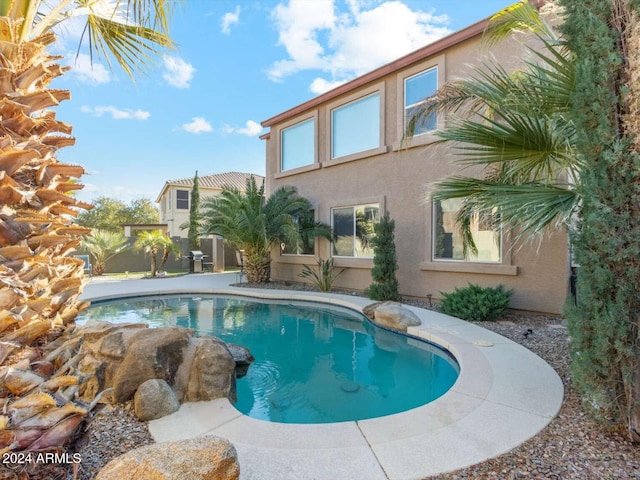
[{"xmin": 57, "ymin": 282, "xmax": 640, "ymax": 479}]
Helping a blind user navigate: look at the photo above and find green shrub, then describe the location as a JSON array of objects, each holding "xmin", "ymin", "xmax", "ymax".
[
  {"xmin": 365, "ymin": 211, "xmax": 401, "ymax": 301},
  {"xmin": 439, "ymin": 283, "xmax": 512, "ymax": 322},
  {"xmin": 298, "ymin": 257, "xmax": 344, "ymax": 292}
]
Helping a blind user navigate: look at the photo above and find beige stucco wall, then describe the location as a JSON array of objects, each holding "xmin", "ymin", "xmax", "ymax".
[
  {"xmin": 264, "ymin": 31, "xmax": 570, "ymax": 315},
  {"xmin": 159, "ymin": 186, "xmax": 221, "ymax": 238}
]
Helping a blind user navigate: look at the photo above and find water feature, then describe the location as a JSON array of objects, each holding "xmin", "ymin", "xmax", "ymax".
[{"xmin": 77, "ymin": 294, "xmax": 459, "ymax": 423}]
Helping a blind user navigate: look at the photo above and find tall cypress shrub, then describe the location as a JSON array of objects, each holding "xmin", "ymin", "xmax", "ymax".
[
  {"xmin": 188, "ymin": 171, "xmax": 201, "ymax": 250},
  {"xmin": 561, "ymin": 0, "xmax": 640, "ymax": 441},
  {"xmin": 365, "ymin": 211, "xmax": 400, "ymax": 301}
]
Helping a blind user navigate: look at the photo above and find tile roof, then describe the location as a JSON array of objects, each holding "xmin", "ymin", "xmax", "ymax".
[{"xmin": 165, "ymin": 172, "xmax": 264, "ymax": 191}]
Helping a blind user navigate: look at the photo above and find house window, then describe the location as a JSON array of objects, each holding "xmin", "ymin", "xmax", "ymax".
[
  {"xmin": 281, "ymin": 209, "xmax": 316, "ymax": 255},
  {"xmin": 281, "ymin": 119, "xmax": 315, "ymax": 171},
  {"xmin": 176, "ymin": 190, "xmax": 189, "ymax": 210},
  {"xmin": 405, "ymin": 67, "xmax": 438, "ymax": 135},
  {"xmin": 433, "ymin": 199, "xmax": 500, "ymax": 262},
  {"xmin": 332, "ymin": 93, "xmax": 380, "ymax": 159},
  {"xmin": 332, "ymin": 204, "xmax": 380, "ymax": 257}
]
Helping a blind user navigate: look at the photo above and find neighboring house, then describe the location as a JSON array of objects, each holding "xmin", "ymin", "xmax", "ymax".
[
  {"xmin": 261, "ymin": 14, "xmax": 569, "ymax": 314},
  {"xmin": 156, "ymin": 172, "xmax": 265, "ymax": 238}
]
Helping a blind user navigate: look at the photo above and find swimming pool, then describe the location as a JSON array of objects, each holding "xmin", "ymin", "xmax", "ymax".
[{"xmin": 77, "ymin": 294, "xmax": 459, "ymax": 423}]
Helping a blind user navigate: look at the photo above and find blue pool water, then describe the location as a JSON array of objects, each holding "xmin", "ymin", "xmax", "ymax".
[{"xmin": 77, "ymin": 294, "xmax": 459, "ymax": 423}]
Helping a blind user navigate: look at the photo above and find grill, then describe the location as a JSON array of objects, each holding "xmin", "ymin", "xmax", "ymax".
[{"xmin": 188, "ymin": 250, "xmax": 205, "ymax": 273}]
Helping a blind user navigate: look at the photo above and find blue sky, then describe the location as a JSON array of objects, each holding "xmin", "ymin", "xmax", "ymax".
[{"xmin": 51, "ymin": 0, "xmax": 514, "ymax": 205}]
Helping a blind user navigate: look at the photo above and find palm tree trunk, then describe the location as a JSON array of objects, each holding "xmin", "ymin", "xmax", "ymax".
[
  {"xmin": 0, "ymin": 18, "xmax": 95, "ymax": 455},
  {"xmin": 0, "ymin": 18, "xmax": 92, "ymax": 342},
  {"xmin": 244, "ymin": 250, "xmax": 271, "ymax": 283},
  {"xmin": 150, "ymin": 248, "xmax": 158, "ymax": 276},
  {"xmin": 158, "ymin": 248, "xmax": 170, "ymax": 272}
]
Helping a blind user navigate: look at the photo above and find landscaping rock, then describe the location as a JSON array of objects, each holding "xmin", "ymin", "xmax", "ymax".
[
  {"xmin": 363, "ymin": 301, "xmax": 421, "ymax": 332},
  {"xmin": 95, "ymin": 435, "xmax": 240, "ymax": 480},
  {"xmin": 184, "ymin": 337, "xmax": 237, "ymax": 403},
  {"xmin": 111, "ymin": 327, "xmax": 191, "ymax": 402},
  {"xmin": 226, "ymin": 342, "xmax": 255, "ymax": 378},
  {"xmin": 133, "ymin": 379, "xmax": 180, "ymax": 421},
  {"xmin": 71, "ymin": 322, "xmax": 243, "ymax": 407}
]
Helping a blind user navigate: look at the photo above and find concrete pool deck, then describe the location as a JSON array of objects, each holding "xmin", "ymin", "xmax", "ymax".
[{"xmin": 80, "ymin": 273, "xmax": 564, "ymax": 480}]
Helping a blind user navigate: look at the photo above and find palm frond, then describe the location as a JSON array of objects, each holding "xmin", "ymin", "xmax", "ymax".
[
  {"xmin": 84, "ymin": 12, "xmax": 173, "ymax": 77},
  {"xmin": 200, "ymin": 177, "xmax": 331, "ymax": 261},
  {"xmin": 440, "ymin": 112, "xmax": 574, "ymax": 180},
  {"xmin": 484, "ymin": 0, "xmax": 557, "ymax": 47},
  {"xmin": 433, "ymin": 177, "xmax": 580, "ymax": 250}
]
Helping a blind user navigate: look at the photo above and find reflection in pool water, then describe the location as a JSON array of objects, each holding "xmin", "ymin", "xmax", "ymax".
[{"xmin": 78, "ymin": 295, "xmax": 459, "ymax": 424}]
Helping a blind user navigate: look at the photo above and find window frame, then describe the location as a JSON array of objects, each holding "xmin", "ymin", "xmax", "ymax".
[
  {"xmin": 404, "ymin": 66, "xmax": 438, "ymax": 137},
  {"xmin": 324, "ymin": 83, "xmax": 387, "ymax": 166},
  {"xmin": 274, "ymin": 111, "xmax": 320, "ymax": 178},
  {"xmin": 176, "ymin": 189, "xmax": 189, "ymax": 210},
  {"xmin": 280, "ymin": 117, "xmax": 316, "ymax": 173},
  {"xmin": 394, "ymin": 56, "xmax": 445, "ymax": 151},
  {"xmin": 431, "ymin": 198, "xmax": 502, "ymax": 264},
  {"xmin": 331, "ymin": 202, "xmax": 381, "ymax": 259},
  {"xmin": 420, "ymin": 199, "xmax": 518, "ymax": 276}
]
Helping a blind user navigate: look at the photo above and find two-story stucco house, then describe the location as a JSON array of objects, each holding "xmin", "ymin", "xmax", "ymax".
[
  {"xmin": 156, "ymin": 171, "xmax": 265, "ymax": 238},
  {"xmin": 260, "ymin": 13, "xmax": 569, "ymax": 314}
]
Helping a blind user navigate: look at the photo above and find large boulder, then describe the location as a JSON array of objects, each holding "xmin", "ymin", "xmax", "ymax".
[
  {"xmin": 183, "ymin": 337, "xmax": 237, "ymax": 403},
  {"xmin": 96, "ymin": 435, "xmax": 240, "ymax": 480},
  {"xmin": 69, "ymin": 321, "xmax": 251, "ymax": 418},
  {"xmin": 363, "ymin": 302, "xmax": 421, "ymax": 332},
  {"xmin": 111, "ymin": 327, "xmax": 191, "ymax": 403},
  {"xmin": 134, "ymin": 379, "xmax": 180, "ymax": 421}
]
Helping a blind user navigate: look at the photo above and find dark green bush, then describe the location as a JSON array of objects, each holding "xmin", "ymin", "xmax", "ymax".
[
  {"xmin": 439, "ymin": 283, "xmax": 513, "ymax": 322},
  {"xmin": 365, "ymin": 211, "xmax": 401, "ymax": 301}
]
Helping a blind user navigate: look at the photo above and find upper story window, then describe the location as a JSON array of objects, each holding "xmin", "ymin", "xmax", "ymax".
[
  {"xmin": 176, "ymin": 190, "xmax": 189, "ymax": 210},
  {"xmin": 405, "ymin": 67, "xmax": 438, "ymax": 136},
  {"xmin": 281, "ymin": 118, "xmax": 315, "ymax": 171},
  {"xmin": 332, "ymin": 203, "xmax": 380, "ymax": 257},
  {"xmin": 332, "ymin": 93, "xmax": 380, "ymax": 159},
  {"xmin": 433, "ymin": 198, "xmax": 500, "ymax": 262}
]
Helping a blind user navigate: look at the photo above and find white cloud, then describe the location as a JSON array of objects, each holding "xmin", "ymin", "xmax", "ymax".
[
  {"xmin": 223, "ymin": 120, "xmax": 264, "ymax": 137},
  {"xmin": 221, "ymin": 6, "xmax": 241, "ymax": 34},
  {"xmin": 81, "ymin": 105, "xmax": 150, "ymax": 120},
  {"xmin": 309, "ymin": 77, "xmax": 347, "ymax": 94},
  {"xmin": 268, "ymin": 0, "xmax": 451, "ymax": 91},
  {"xmin": 162, "ymin": 55, "xmax": 195, "ymax": 88},
  {"xmin": 179, "ymin": 117, "xmax": 213, "ymax": 134},
  {"xmin": 68, "ymin": 53, "xmax": 111, "ymax": 84},
  {"xmin": 268, "ymin": 0, "xmax": 335, "ymax": 81}
]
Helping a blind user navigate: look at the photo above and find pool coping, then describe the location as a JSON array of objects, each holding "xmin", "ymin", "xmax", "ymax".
[{"xmin": 80, "ymin": 273, "xmax": 564, "ymax": 480}]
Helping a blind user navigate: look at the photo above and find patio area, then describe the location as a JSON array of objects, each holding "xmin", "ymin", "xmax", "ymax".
[{"xmin": 80, "ymin": 273, "xmax": 563, "ymax": 480}]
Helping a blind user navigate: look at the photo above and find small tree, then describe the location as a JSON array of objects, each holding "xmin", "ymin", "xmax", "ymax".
[
  {"xmin": 365, "ymin": 211, "xmax": 400, "ymax": 301},
  {"xmin": 81, "ymin": 229, "xmax": 130, "ymax": 275},
  {"xmin": 134, "ymin": 231, "xmax": 180, "ymax": 277},
  {"xmin": 188, "ymin": 171, "xmax": 201, "ymax": 250}
]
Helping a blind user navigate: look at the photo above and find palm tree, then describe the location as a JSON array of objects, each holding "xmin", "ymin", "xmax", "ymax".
[
  {"xmin": 0, "ymin": 0, "xmax": 175, "ymax": 456},
  {"xmin": 134, "ymin": 230, "xmax": 180, "ymax": 277},
  {"xmin": 81, "ymin": 229, "xmax": 130, "ymax": 275},
  {"xmin": 201, "ymin": 176, "xmax": 332, "ymax": 283},
  {"xmin": 408, "ymin": 0, "xmax": 578, "ymax": 255},
  {"xmin": 410, "ymin": 0, "xmax": 640, "ymax": 441}
]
